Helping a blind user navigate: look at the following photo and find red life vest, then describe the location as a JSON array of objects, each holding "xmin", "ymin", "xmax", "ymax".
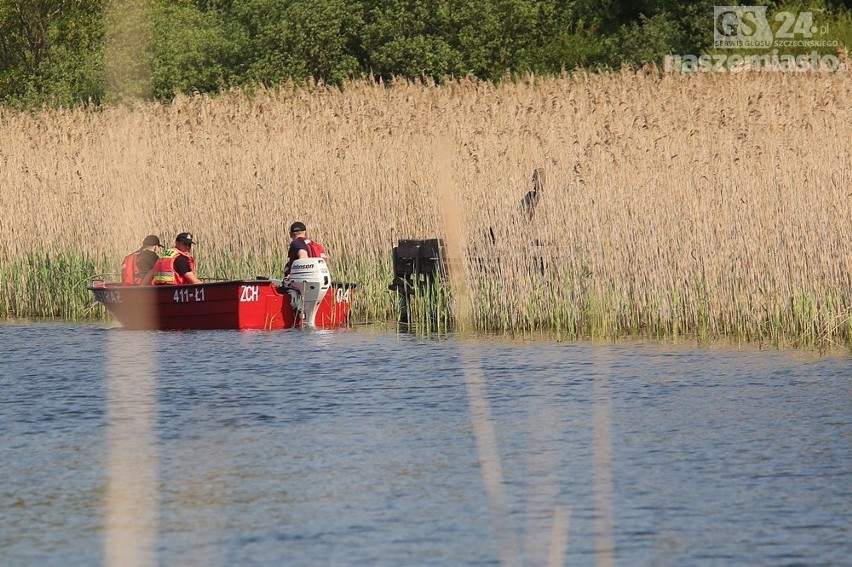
[
  {"xmin": 306, "ymin": 239, "xmax": 327, "ymax": 260},
  {"xmin": 286, "ymin": 238, "xmax": 327, "ymax": 275},
  {"xmin": 152, "ymin": 249, "xmax": 196, "ymax": 285},
  {"xmin": 120, "ymin": 251, "xmax": 141, "ymax": 285}
]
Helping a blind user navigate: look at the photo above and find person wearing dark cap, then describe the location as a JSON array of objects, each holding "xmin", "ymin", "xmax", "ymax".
[
  {"xmin": 285, "ymin": 221, "xmax": 327, "ymax": 276},
  {"xmin": 120, "ymin": 235, "xmax": 161, "ymax": 285},
  {"xmin": 147, "ymin": 232, "xmax": 202, "ymax": 285}
]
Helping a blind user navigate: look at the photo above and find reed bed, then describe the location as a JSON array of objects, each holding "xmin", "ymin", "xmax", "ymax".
[{"xmin": 1, "ymin": 71, "xmax": 850, "ymax": 345}]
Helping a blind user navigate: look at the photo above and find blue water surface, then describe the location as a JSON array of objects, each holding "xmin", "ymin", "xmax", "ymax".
[{"xmin": 0, "ymin": 323, "xmax": 849, "ymax": 566}]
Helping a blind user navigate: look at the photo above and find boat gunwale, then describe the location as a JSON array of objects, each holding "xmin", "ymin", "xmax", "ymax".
[{"xmin": 87, "ymin": 279, "xmax": 358, "ymax": 292}]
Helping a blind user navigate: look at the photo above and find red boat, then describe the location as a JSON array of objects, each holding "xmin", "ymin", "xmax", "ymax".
[{"xmin": 88, "ymin": 259, "xmax": 355, "ymax": 331}]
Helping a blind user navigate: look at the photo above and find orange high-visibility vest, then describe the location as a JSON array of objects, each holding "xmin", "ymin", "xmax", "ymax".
[{"xmin": 152, "ymin": 249, "xmax": 196, "ymax": 285}]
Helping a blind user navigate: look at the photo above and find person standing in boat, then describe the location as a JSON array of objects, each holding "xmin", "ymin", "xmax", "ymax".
[
  {"xmin": 284, "ymin": 221, "xmax": 327, "ymax": 276},
  {"xmin": 121, "ymin": 234, "xmax": 161, "ymax": 285},
  {"xmin": 145, "ymin": 232, "xmax": 202, "ymax": 285}
]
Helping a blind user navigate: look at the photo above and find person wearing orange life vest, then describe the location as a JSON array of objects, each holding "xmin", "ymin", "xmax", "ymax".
[
  {"xmin": 120, "ymin": 235, "xmax": 161, "ymax": 285},
  {"xmin": 284, "ymin": 221, "xmax": 327, "ymax": 276},
  {"xmin": 146, "ymin": 232, "xmax": 202, "ymax": 285}
]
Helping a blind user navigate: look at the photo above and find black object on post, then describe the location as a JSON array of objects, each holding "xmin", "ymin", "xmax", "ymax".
[{"xmin": 388, "ymin": 239, "xmax": 447, "ymax": 325}]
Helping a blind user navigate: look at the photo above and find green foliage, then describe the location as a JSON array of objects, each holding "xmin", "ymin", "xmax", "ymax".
[
  {"xmin": 453, "ymin": 0, "xmax": 542, "ymax": 77},
  {"xmin": 1, "ymin": 0, "xmax": 850, "ymax": 105},
  {"xmin": 0, "ymin": 251, "xmax": 107, "ymax": 320},
  {"xmin": 0, "ymin": 0, "xmax": 104, "ymax": 107},
  {"xmin": 151, "ymin": 1, "xmax": 246, "ymax": 97},
  {"xmin": 612, "ymin": 12, "xmax": 684, "ymax": 67},
  {"xmin": 360, "ymin": 0, "xmax": 461, "ymax": 78},
  {"xmin": 255, "ymin": 0, "xmax": 361, "ymax": 84}
]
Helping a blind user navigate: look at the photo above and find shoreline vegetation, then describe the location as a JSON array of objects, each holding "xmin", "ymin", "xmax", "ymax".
[
  {"xmin": 1, "ymin": 1, "xmax": 851, "ymax": 108},
  {"xmin": 1, "ymin": 72, "xmax": 850, "ymax": 347}
]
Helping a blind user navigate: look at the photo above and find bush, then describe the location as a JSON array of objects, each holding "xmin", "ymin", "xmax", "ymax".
[{"xmin": 1, "ymin": 0, "xmax": 849, "ymax": 106}]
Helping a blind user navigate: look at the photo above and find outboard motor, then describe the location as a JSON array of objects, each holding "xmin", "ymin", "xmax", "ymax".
[{"xmin": 285, "ymin": 258, "xmax": 331, "ymax": 327}]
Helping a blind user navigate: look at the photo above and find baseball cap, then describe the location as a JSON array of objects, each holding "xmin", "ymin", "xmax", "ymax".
[
  {"xmin": 142, "ymin": 234, "xmax": 161, "ymax": 246},
  {"xmin": 289, "ymin": 222, "xmax": 307, "ymax": 233},
  {"xmin": 176, "ymin": 232, "xmax": 195, "ymax": 245}
]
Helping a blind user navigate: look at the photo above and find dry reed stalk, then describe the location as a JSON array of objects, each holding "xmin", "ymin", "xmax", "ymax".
[{"xmin": 0, "ymin": 71, "xmax": 849, "ymax": 342}]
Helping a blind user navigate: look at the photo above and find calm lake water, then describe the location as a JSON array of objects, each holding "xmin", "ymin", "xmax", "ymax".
[{"xmin": 1, "ymin": 322, "xmax": 850, "ymax": 566}]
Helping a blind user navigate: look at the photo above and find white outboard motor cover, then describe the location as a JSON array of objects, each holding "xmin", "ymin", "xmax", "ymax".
[{"xmin": 285, "ymin": 258, "xmax": 331, "ymax": 327}]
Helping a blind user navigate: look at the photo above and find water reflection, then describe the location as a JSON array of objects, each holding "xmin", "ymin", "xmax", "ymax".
[
  {"xmin": 591, "ymin": 348, "xmax": 614, "ymax": 567},
  {"xmin": 458, "ymin": 344, "xmax": 519, "ymax": 567},
  {"xmin": 105, "ymin": 331, "xmax": 158, "ymax": 567}
]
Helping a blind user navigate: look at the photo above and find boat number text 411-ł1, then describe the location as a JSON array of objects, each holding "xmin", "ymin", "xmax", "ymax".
[{"xmin": 173, "ymin": 287, "xmax": 205, "ymax": 303}]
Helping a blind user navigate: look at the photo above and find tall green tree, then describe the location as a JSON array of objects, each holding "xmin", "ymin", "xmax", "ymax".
[
  {"xmin": 0, "ymin": 0, "xmax": 104, "ymax": 106},
  {"xmin": 151, "ymin": 0, "xmax": 246, "ymax": 97},
  {"xmin": 1, "ymin": 0, "xmax": 849, "ymax": 106},
  {"xmin": 231, "ymin": 0, "xmax": 362, "ymax": 86},
  {"xmin": 359, "ymin": 0, "xmax": 460, "ymax": 79}
]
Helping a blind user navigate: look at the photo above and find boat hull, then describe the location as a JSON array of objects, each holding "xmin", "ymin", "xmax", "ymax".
[{"xmin": 88, "ymin": 280, "xmax": 354, "ymax": 330}]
